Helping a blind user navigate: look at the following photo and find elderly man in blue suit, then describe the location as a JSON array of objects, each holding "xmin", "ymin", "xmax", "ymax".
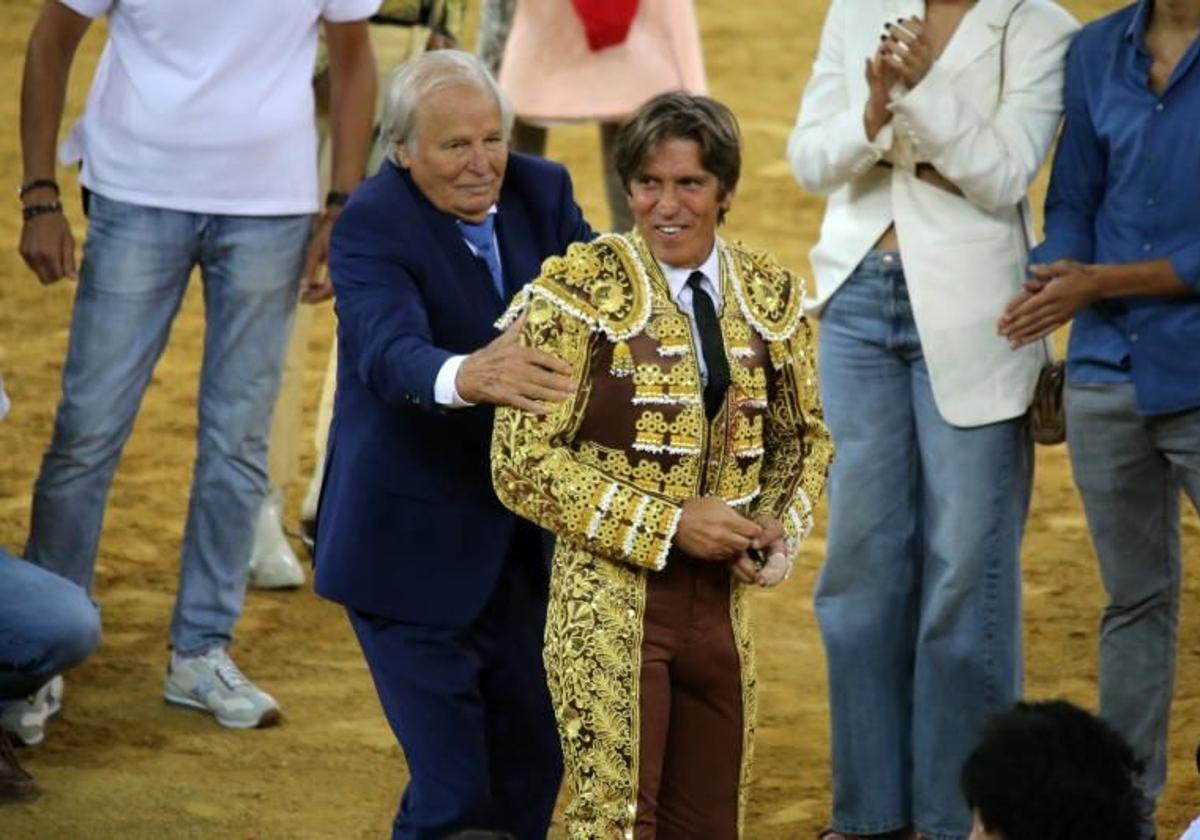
[{"xmin": 314, "ymin": 49, "xmax": 592, "ymax": 839}]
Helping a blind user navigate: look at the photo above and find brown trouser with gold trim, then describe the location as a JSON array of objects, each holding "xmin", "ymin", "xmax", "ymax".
[{"xmin": 635, "ymin": 551, "xmax": 743, "ymax": 839}]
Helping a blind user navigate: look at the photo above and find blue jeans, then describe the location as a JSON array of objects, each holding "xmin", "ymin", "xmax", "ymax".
[
  {"xmin": 1066, "ymin": 382, "xmax": 1200, "ymax": 837},
  {"xmin": 0, "ymin": 547, "xmax": 100, "ymax": 707},
  {"xmin": 813, "ymin": 253, "xmax": 1032, "ymax": 840},
  {"xmin": 25, "ymin": 193, "xmax": 309, "ymax": 655}
]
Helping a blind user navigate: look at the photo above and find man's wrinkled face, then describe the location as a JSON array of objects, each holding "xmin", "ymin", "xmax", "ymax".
[
  {"xmin": 628, "ymin": 137, "xmax": 733, "ymax": 269},
  {"xmin": 396, "ymin": 83, "xmax": 507, "ymax": 222}
]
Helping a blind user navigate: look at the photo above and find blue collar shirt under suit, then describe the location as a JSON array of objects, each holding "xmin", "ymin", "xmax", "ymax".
[{"xmin": 1032, "ymin": 0, "xmax": 1200, "ymax": 415}]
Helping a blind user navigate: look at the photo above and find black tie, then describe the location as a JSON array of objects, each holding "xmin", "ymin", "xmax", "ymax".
[{"xmin": 687, "ymin": 271, "xmax": 730, "ymax": 420}]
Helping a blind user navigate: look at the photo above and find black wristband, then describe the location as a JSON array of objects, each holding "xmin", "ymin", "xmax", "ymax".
[
  {"xmin": 22, "ymin": 200, "xmax": 63, "ymax": 221},
  {"xmin": 325, "ymin": 190, "xmax": 350, "ymax": 209},
  {"xmin": 18, "ymin": 178, "xmax": 59, "ymax": 199}
]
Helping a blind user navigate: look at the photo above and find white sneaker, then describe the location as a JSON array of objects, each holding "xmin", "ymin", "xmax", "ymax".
[
  {"xmin": 163, "ymin": 649, "xmax": 281, "ymax": 729},
  {"xmin": 248, "ymin": 489, "xmax": 305, "ymax": 589},
  {"xmin": 298, "ymin": 458, "xmax": 325, "ymax": 553},
  {"xmin": 300, "ymin": 457, "xmax": 324, "ymax": 528},
  {"xmin": 0, "ymin": 676, "xmax": 63, "ymax": 746}
]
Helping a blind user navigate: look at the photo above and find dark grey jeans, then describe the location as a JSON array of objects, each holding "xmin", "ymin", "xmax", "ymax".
[{"xmin": 1066, "ymin": 381, "xmax": 1200, "ymax": 836}]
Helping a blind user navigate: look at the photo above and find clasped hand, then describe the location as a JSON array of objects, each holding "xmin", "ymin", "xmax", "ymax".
[
  {"xmin": 456, "ymin": 312, "xmax": 575, "ymax": 413},
  {"xmin": 864, "ymin": 17, "xmax": 933, "ymax": 139},
  {"xmin": 997, "ymin": 260, "xmax": 1103, "ymax": 348},
  {"xmin": 675, "ymin": 497, "xmax": 791, "ymax": 588},
  {"xmin": 880, "ymin": 17, "xmax": 935, "ymax": 88}
]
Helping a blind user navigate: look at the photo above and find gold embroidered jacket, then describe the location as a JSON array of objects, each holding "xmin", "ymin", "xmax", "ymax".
[{"xmin": 491, "ymin": 233, "xmax": 832, "ymax": 839}]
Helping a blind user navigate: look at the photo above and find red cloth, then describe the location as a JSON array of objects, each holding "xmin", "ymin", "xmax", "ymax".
[{"xmin": 570, "ymin": 0, "xmax": 639, "ymax": 51}]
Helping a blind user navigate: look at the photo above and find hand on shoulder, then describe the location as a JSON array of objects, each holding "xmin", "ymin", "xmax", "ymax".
[{"xmin": 457, "ymin": 312, "xmax": 575, "ymax": 413}]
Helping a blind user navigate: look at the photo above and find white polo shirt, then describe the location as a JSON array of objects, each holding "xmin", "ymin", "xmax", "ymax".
[{"xmin": 58, "ymin": 0, "xmax": 380, "ymax": 215}]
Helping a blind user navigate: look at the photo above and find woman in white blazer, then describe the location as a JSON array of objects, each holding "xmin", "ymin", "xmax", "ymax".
[{"xmin": 788, "ymin": 0, "xmax": 1077, "ymax": 837}]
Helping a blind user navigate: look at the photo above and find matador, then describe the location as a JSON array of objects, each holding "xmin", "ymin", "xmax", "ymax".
[{"xmin": 492, "ymin": 86, "xmax": 832, "ymax": 840}]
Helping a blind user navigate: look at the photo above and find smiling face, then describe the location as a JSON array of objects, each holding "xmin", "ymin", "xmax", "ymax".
[
  {"xmin": 395, "ymin": 83, "xmax": 507, "ymax": 223},
  {"xmin": 628, "ymin": 137, "xmax": 734, "ymax": 269}
]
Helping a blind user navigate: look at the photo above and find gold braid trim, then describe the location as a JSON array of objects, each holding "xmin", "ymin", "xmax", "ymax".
[
  {"xmin": 492, "ymin": 237, "xmax": 687, "ymax": 839},
  {"xmin": 496, "ymin": 236, "xmax": 652, "ymax": 342},
  {"xmin": 493, "ymin": 233, "xmax": 825, "ymax": 839},
  {"xmin": 725, "ymin": 242, "xmax": 806, "ymax": 345},
  {"xmin": 545, "ymin": 544, "xmax": 647, "ymax": 840},
  {"xmin": 751, "ymin": 313, "xmax": 834, "ymax": 557},
  {"xmin": 492, "ymin": 234, "xmax": 686, "ymax": 571},
  {"xmin": 730, "ymin": 584, "xmax": 757, "ymax": 837}
]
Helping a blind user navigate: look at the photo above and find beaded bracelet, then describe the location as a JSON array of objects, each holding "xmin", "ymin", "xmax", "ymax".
[
  {"xmin": 18, "ymin": 178, "xmax": 59, "ymax": 199},
  {"xmin": 22, "ymin": 201, "xmax": 63, "ymax": 221}
]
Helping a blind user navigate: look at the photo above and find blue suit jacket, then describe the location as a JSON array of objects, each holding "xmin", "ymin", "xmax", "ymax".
[{"xmin": 314, "ymin": 153, "xmax": 592, "ymax": 627}]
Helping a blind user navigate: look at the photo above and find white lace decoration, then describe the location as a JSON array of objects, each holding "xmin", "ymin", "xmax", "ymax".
[
  {"xmin": 654, "ymin": 507, "xmax": 683, "ymax": 571},
  {"xmin": 623, "ymin": 496, "xmax": 652, "ymax": 558},
  {"xmin": 631, "ymin": 442, "xmax": 703, "ymax": 456},
  {"xmin": 725, "ymin": 244, "xmax": 807, "ymax": 342},
  {"xmin": 787, "ymin": 487, "xmax": 815, "ymax": 541},
  {"xmin": 726, "ymin": 486, "xmax": 762, "ymax": 508},
  {"xmin": 587, "ymin": 483, "xmax": 620, "ymax": 540},
  {"xmin": 494, "ymin": 234, "xmax": 655, "ymax": 345},
  {"xmin": 595, "ymin": 233, "xmax": 654, "ymax": 341},
  {"xmin": 494, "ymin": 286, "xmax": 531, "ymax": 330},
  {"xmin": 631, "ymin": 394, "xmax": 701, "ymax": 406}
]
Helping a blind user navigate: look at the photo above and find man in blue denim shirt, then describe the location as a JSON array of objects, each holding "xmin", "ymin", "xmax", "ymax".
[{"xmin": 998, "ymin": 0, "xmax": 1200, "ymax": 832}]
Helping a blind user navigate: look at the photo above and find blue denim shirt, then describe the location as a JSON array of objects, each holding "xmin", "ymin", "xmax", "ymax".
[{"xmin": 1031, "ymin": 0, "xmax": 1200, "ymax": 416}]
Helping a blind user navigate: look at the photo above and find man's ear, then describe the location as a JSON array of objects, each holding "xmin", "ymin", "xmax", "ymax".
[
  {"xmin": 394, "ymin": 143, "xmax": 412, "ymax": 169},
  {"xmin": 719, "ymin": 185, "xmax": 737, "ymax": 213},
  {"xmin": 716, "ymin": 185, "xmax": 737, "ymax": 224}
]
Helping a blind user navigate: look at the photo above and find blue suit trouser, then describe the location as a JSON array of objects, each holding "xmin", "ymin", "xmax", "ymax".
[{"xmin": 348, "ymin": 529, "xmax": 562, "ymax": 840}]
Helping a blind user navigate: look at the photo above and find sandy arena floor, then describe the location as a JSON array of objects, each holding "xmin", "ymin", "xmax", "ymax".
[{"xmin": 0, "ymin": 0, "xmax": 1196, "ymax": 836}]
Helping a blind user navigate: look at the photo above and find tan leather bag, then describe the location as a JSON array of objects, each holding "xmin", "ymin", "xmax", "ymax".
[{"xmin": 1030, "ymin": 359, "xmax": 1066, "ymax": 444}]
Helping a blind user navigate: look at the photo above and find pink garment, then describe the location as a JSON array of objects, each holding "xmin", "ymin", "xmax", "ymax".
[{"xmin": 498, "ymin": 0, "xmax": 707, "ymax": 123}]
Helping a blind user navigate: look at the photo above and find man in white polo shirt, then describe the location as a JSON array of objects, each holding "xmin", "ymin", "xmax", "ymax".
[{"xmin": 14, "ymin": 0, "xmax": 378, "ymax": 729}]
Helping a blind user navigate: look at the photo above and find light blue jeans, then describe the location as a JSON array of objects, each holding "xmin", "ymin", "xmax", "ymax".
[
  {"xmin": 1066, "ymin": 382, "xmax": 1200, "ymax": 838},
  {"xmin": 814, "ymin": 253, "xmax": 1032, "ymax": 840},
  {"xmin": 0, "ymin": 547, "xmax": 100, "ymax": 707},
  {"xmin": 25, "ymin": 193, "xmax": 309, "ymax": 655}
]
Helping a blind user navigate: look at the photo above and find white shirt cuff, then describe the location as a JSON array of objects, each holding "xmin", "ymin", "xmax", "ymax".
[
  {"xmin": 433, "ymin": 355, "xmax": 473, "ymax": 408},
  {"xmin": 869, "ymin": 121, "xmax": 895, "ymax": 153}
]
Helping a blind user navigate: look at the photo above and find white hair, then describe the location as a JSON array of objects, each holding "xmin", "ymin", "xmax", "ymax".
[{"xmin": 381, "ymin": 50, "xmax": 514, "ymax": 161}]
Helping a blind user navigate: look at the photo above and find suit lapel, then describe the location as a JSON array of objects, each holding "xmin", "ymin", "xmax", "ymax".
[
  {"xmin": 931, "ymin": 0, "xmax": 1019, "ymax": 82},
  {"xmin": 391, "ymin": 160, "xmax": 535, "ymax": 323},
  {"xmin": 406, "ymin": 175, "xmax": 507, "ymax": 312},
  {"xmin": 495, "ymin": 192, "xmax": 539, "ymax": 301}
]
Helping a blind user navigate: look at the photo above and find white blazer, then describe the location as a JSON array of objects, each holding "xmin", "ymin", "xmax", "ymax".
[{"xmin": 788, "ymin": 0, "xmax": 1078, "ymax": 427}]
